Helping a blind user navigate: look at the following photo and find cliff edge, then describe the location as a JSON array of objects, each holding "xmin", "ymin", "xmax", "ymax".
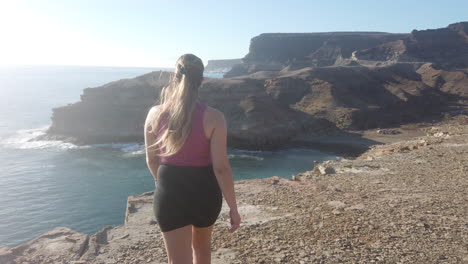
[
  {"xmin": 41, "ymin": 70, "xmax": 336, "ymax": 150},
  {"xmin": 2, "ymin": 115, "xmax": 467, "ymax": 263},
  {"xmin": 39, "ymin": 62, "xmax": 468, "ymax": 152},
  {"xmin": 38, "ymin": 22, "xmax": 468, "ymax": 151},
  {"xmin": 225, "ymin": 22, "xmax": 468, "ymax": 77}
]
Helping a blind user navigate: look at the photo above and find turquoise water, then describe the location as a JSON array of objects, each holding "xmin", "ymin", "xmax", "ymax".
[{"xmin": 0, "ymin": 65, "xmax": 338, "ymax": 247}]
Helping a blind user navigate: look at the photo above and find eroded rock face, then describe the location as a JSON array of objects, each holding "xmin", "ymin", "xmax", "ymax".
[
  {"xmin": 354, "ymin": 22, "xmax": 468, "ymax": 69},
  {"xmin": 417, "ymin": 63, "xmax": 468, "ymax": 97},
  {"xmin": 42, "ymin": 22, "xmax": 468, "ymax": 148},
  {"xmin": 43, "ymin": 61, "xmax": 467, "ymax": 148},
  {"xmin": 225, "ymin": 32, "xmax": 407, "ymax": 77},
  {"xmin": 0, "ymin": 227, "xmax": 90, "ymax": 264},
  {"xmin": 263, "ymin": 63, "xmax": 468, "ymax": 129},
  {"xmin": 43, "ymin": 71, "xmax": 336, "ymax": 150},
  {"xmin": 44, "ymin": 71, "xmax": 172, "ymax": 145},
  {"xmin": 244, "ymin": 32, "xmax": 407, "ymax": 65},
  {"xmin": 197, "ymin": 77, "xmax": 336, "ymax": 149},
  {"xmin": 225, "ymin": 22, "xmax": 467, "ymax": 78}
]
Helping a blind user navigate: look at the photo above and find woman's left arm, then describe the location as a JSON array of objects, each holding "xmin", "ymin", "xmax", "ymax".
[{"xmin": 144, "ymin": 106, "xmax": 160, "ymax": 183}]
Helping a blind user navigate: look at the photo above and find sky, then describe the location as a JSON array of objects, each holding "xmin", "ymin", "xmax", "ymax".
[{"xmin": 0, "ymin": 0, "xmax": 466, "ymax": 68}]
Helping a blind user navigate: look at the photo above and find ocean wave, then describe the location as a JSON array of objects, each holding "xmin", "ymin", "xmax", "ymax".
[
  {"xmin": 230, "ymin": 148, "xmax": 270, "ymax": 154},
  {"xmin": 0, "ymin": 126, "xmax": 150, "ymax": 155},
  {"xmin": 1, "ymin": 127, "xmax": 339, "ymax": 163},
  {"xmin": 90, "ymin": 142, "xmax": 146, "ymax": 156},
  {"xmin": 228, "ymin": 154, "xmax": 264, "ymax": 161},
  {"xmin": 0, "ymin": 126, "xmax": 84, "ymax": 150}
]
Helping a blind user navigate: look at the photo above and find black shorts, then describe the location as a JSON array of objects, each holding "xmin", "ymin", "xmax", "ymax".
[{"xmin": 153, "ymin": 163, "xmax": 223, "ymax": 232}]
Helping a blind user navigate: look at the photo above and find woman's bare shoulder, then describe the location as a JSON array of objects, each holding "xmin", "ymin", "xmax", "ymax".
[
  {"xmin": 148, "ymin": 104, "xmax": 159, "ymax": 111},
  {"xmin": 204, "ymin": 105, "xmax": 227, "ymax": 138},
  {"xmin": 148, "ymin": 104, "xmax": 164, "ymax": 116},
  {"xmin": 145, "ymin": 105, "xmax": 163, "ymax": 128},
  {"xmin": 205, "ymin": 105, "xmax": 225, "ymax": 121},
  {"xmin": 145, "ymin": 105, "xmax": 157, "ymax": 118}
]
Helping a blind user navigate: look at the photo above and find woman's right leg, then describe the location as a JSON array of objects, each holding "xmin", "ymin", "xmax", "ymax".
[
  {"xmin": 161, "ymin": 224, "xmax": 193, "ymax": 264},
  {"xmin": 192, "ymin": 224, "xmax": 215, "ymax": 264}
]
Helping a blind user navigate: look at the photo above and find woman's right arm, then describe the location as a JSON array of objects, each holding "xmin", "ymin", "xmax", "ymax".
[{"xmin": 210, "ymin": 110, "xmax": 241, "ymax": 232}]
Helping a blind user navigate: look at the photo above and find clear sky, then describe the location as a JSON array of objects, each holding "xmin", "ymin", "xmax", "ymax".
[{"xmin": 0, "ymin": 0, "xmax": 466, "ymax": 68}]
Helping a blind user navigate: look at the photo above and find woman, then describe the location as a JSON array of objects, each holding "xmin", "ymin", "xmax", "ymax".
[{"xmin": 144, "ymin": 53, "xmax": 241, "ymax": 264}]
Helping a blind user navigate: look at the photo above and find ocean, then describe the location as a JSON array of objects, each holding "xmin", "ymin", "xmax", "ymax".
[{"xmin": 0, "ymin": 65, "xmax": 338, "ymax": 247}]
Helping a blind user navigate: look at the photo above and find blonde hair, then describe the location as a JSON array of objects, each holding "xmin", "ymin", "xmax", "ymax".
[{"xmin": 146, "ymin": 54, "xmax": 204, "ymax": 157}]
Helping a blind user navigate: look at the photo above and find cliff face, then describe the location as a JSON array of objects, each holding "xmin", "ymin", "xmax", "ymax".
[
  {"xmin": 46, "ymin": 71, "xmax": 172, "ymax": 144},
  {"xmin": 204, "ymin": 59, "xmax": 242, "ymax": 73},
  {"xmin": 199, "ymin": 78, "xmax": 335, "ymax": 149},
  {"xmin": 354, "ymin": 22, "xmax": 468, "ymax": 69},
  {"xmin": 44, "ymin": 71, "xmax": 336, "ymax": 150},
  {"xmin": 265, "ymin": 63, "xmax": 468, "ymax": 129},
  {"xmin": 224, "ymin": 32, "xmax": 407, "ymax": 77},
  {"xmin": 43, "ymin": 62, "xmax": 468, "ymax": 149},
  {"xmin": 244, "ymin": 32, "xmax": 408, "ymax": 65},
  {"xmin": 226, "ymin": 22, "xmax": 468, "ymax": 77},
  {"xmin": 43, "ymin": 22, "xmax": 468, "ymax": 149}
]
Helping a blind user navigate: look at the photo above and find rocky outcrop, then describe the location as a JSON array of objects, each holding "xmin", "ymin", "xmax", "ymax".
[
  {"xmin": 417, "ymin": 62, "xmax": 468, "ymax": 97},
  {"xmin": 0, "ymin": 227, "xmax": 90, "ymax": 264},
  {"xmin": 41, "ymin": 22, "xmax": 468, "ymax": 149},
  {"xmin": 4, "ymin": 116, "xmax": 468, "ymax": 263},
  {"xmin": 41, "ymin": 61, "xmax": 468, "ymax": 149},
  {"xmin": 225, "ymin": 22, "xmax": 468, "ymax": 77},
  {"xmin": 42, "ymin": 71, "xmax": 172, "ymax": 145},
  {"xmin": 265, "ymin": 63, "xmax": 468, "ymax": 129},
  {"xmin": 354, "ymin": 22, "xmax": 468, "ymax": 69},
  {"xmin": 200, "ymin": 77, "xmax": 337, "ymax": 149},
  {"xmin": 42, "ymin": 71, "xmax": 336, "ymax": 150},
  {"xmin": 225, "ymin": 32, "xmax": 407, "ymax": 77},
  {"xmin": 205, "ymin": 59, "xmax": 242, "ymax": 73},
  {"xmin": 244, "ymin": 32, "xmax": 407, "ymax": 65},
  {"xmin": 224, "ymin": 62, "xmax": 284, "ymax": 78}
]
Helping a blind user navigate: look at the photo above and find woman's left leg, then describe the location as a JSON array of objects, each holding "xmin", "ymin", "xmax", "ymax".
[{"xmin": 192, "ymin": 224, "xmax": 214, "ymax": 264}]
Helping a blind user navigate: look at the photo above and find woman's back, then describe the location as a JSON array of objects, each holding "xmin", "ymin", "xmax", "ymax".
[
  {"xmin": 156, "ymin": 101, "xmax": 212, "ymax": 167},
  {"xmin": 145, "ymin": 53, "xmax": 239, "ymax": 264}
]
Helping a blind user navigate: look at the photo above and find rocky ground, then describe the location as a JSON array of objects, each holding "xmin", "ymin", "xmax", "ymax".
[{"xmin": 1, "ymin": 115, "xmax": 467, "ymax": 264}]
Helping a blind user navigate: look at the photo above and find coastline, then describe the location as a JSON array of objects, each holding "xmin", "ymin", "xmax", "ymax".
[
  {"xmin": 39, "ymin": 119, "xmax": 431, "ymax": 158},
  {"xmin": 2, "ymin": 115, "xmax": 467, "ymax": 263}
]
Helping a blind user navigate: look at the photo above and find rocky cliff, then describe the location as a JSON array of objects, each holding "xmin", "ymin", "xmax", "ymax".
[
  {"xmin": 354, "ymin": 22, "xmax": 468, "ymax": 69},
  {"xmin": 245, "ymin": 32, "xmax": 408, "ymax": 65},
  {"xmin": 42, "ymin": 71, "xmax": 336, "ymax": 150},
  {"xmin": 224, "ymin": 32, "xmax": 408, "ymax": 77},
  {"xmin": 42, "ymin": 62, "xmax": 468, "ymax": 150},
  {"xmin": 225, "ymin": 22, "xmax": 467, "ymax": 77},
  {"xmin": 264, "ymin": 63, "xmax": 468, "ymax": 129},
  {"xmin": 43, "ymin": 71, "xmax": 172, "ymax": 145},
  {"xmin": 3, "ymin": 116, "xmax": 468, "ymax": 263},
  {"xmin": 41, "ymin": 22, "xmax": 468, "ymax": 150},
  {"xmin": 205, "ymin": 59, "xmax": 242, "ymax": 73}
]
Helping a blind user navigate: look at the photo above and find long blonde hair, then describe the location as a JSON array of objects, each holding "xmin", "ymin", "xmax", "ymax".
[{"xmin": 146, "ymin": 54, "xmax": 204, "ymax": 157}]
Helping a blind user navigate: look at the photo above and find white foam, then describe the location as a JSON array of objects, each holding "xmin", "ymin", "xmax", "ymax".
[
  {"xmin": 0, "ymin": 125, "xmax": 151, "ymax": 155},
  {"xmin": 89, "ymin": 142, "xmax": 147, "ymax": 157},
  {"xmin": 0, "ymin": 126, "xmax": 83, "ymax": 150},
  {"xmin": 231, "ymin": 148, "xmax": 270, "ymax": 154},
  {"xmin": 89, "ymin": 142, "xmax": 143, "ymax": 151},
  {"xmin": 228, "ymin": 154, "xmax": 264, "ymax": 161}
]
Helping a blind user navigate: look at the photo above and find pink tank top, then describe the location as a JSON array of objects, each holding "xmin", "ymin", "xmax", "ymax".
[{"xmin": 156, "ymin": 101, "xmax": 212, "ymax": 166}]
